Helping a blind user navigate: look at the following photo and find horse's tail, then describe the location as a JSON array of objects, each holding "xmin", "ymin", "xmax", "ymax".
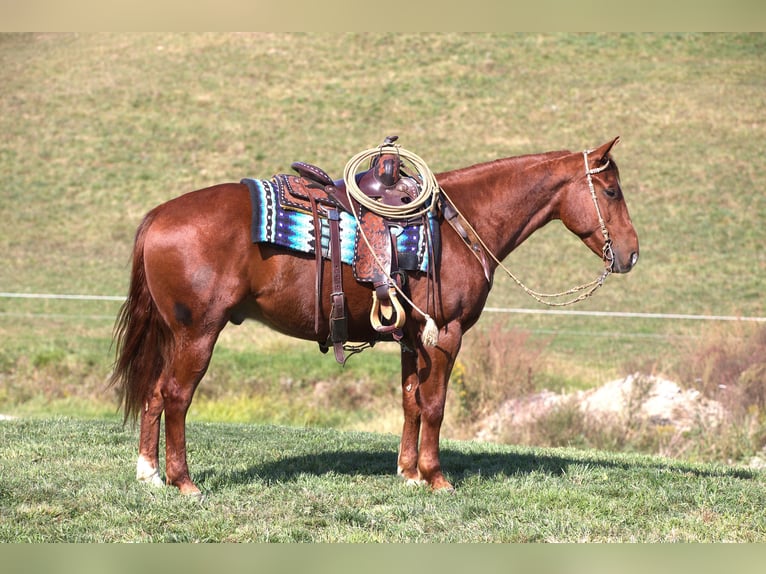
[{"xmin": 109, "ymin": 209, "xmax": 171, "ymax": 425}]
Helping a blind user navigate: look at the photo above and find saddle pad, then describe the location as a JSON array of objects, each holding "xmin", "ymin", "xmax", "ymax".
[{"xmin": 243, "ymin": 178, "xmax": 432, "ymax": 274}]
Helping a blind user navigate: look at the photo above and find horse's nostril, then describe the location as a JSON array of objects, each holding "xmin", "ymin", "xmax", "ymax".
[{"xmin": 630, "ymin": 252, "xmax": 639, "ymax": 268}]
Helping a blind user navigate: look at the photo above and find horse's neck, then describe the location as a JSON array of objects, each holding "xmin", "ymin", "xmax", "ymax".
[{"xmin": 438, "ymin": 151, "xmax": 572, "ymax": 261}]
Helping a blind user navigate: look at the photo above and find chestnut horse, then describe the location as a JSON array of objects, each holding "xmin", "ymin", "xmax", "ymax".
[{"xmin": 110, "ymin": 137, "xmax": 638, "ymax": 494}]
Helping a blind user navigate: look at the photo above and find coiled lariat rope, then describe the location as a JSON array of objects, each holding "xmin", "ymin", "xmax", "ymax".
[
  {"xmin": 343, "ymin": 143, "xmax": 441, "ymax": 219},
  {"xmin": 344, "ymin": 141, "xmax": 441, "ymax": 346}
]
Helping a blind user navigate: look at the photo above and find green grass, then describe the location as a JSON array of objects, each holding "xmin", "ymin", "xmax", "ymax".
[{"xmin": 1, "ymin": 417, "xmax": 764, "ymax": 542}]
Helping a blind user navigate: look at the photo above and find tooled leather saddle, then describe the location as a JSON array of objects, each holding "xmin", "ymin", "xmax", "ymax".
[{"xmin": 247, "ymin": 139, "xmax": 433, "ymax": 364}]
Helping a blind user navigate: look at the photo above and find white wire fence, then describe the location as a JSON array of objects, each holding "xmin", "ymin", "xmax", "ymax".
[{"xmin": 1, "ymin": 292, "xmax": 764, "ymax": 328}]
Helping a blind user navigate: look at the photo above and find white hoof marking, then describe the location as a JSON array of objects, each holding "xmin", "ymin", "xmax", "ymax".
[
  {"xmin": 397, "ymin": 466, "xmax": 427, "ymax": 487},
  {"xmin": 136, "ymin": 455, "xmax": 164, "ymax": 487}
]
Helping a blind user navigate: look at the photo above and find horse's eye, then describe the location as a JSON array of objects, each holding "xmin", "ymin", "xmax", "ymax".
[{"xmin": 604, "ymin": 188, "xmax": 618, "ymax": 199}]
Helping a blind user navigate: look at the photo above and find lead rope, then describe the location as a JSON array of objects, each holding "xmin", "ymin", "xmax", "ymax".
[
  {"xmin": 438, "ymin": 149, "xmax": 614, "ymax": 307},
  {"xmin": 343, "ymin": 143, "xmax": 440, "ymax": 219}
]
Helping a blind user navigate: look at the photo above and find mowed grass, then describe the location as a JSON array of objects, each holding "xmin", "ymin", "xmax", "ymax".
[{"xmin": 1, "ymin": 417, "xmax": 764, "ymax": 542}]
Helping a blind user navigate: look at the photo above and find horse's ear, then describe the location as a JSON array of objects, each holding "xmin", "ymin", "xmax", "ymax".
[{"xmin": 592, "ymin": 136, "xmax": 620, "ymax": 161}]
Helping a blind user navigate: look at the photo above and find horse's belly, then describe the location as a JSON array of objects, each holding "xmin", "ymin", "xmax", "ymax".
[{"xmin": 238, "ymin": 246, "xmax": 380, "ymax": 343}]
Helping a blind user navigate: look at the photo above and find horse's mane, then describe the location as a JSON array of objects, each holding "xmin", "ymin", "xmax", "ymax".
[
  {"xmin": 436, "ymin": 149, "xmax": 570, "ymax": 187},
  {"xmin": 437, "ymin": 148, "xmax": 619, "ymax": 188}
]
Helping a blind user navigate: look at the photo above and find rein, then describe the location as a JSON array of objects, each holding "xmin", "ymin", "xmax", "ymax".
[{"xmin": 440, "ymin": 149, "xmax": 615, "ymax": 307}]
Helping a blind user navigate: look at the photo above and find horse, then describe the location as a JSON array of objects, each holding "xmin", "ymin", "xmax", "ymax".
[{"xmin": 110, "ymin": 137, "xmax": 638, "ymax": 495}]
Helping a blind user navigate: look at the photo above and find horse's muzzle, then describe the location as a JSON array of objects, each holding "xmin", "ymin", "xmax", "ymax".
[{"xmin": 612, "ymin": 249, "xmax": 639, "ymax": 274}]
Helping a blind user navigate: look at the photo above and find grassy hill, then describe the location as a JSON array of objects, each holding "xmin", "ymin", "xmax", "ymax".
[{"xmin": 1, "ymin": 34, "xmax": 765, "ymax": 460}]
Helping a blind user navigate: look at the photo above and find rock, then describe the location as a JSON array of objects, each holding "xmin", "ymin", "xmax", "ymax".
[
  {"xmin": 577, "ymin": 373, "xmax": 724, "ymax": 431},
  {"xmin": 474, "ymin": 374, "xmax": 725, "ymax": 443}
]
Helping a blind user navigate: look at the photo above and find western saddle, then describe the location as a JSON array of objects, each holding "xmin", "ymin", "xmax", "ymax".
[{"xmin": 281, "ymin": 137, "xmax": 429, "ymax": 364}]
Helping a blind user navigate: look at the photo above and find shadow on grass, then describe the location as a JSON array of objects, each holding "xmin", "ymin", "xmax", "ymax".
[{"xmin": 197, "ymin": 445, "xmax": 757, "ymax": 489}]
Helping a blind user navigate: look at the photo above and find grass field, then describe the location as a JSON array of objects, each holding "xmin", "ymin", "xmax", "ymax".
[
  {"xmin": 1, "ymin": 34, "xmax": 765, "ymax": 540},
  {"xmin": 1, "ymin": 417, "xmax": 764, "ymax": 542}
]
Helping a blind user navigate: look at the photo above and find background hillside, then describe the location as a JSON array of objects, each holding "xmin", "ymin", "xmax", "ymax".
[{"xmin": 1, "ymin": 33, "xmax": 764, "ymax": 459}]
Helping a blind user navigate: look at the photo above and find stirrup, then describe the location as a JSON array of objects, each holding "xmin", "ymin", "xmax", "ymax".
[{"xmin": 370, "ymin": 287, "xmax": 406, "ymax": 333}]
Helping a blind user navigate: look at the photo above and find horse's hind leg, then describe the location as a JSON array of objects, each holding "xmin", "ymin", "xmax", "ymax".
[
  {"xmin": 136, "ymin": 387, "xmax": 164, "ymax": 487},
  {"xmin": 161, "ymin": 331, "xmax": 220, "ymax": 495}
]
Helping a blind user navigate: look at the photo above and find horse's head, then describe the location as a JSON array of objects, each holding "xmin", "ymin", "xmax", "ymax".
[{"xmin": 559, "ymin": 137, "xmax": 639, "ymax": 274}]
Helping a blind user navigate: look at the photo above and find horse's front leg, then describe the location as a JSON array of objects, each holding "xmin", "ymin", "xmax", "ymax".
[
  {"xmin": 397, "ymin": 348, "xmax": 423, "ymax": 484},
  {"xmin": 399, "ymin": 322, "xmax": 462, "ymax": 491}
]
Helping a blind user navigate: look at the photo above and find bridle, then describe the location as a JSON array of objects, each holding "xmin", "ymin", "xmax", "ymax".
[{"xmin": 583, "ymin": 149, "xmax": 616, "ymax": 274}]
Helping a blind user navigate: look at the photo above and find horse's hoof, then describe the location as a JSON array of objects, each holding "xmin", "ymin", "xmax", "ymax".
[
  {"xmin": 429, "ymin": 476, "xmax": 455, "ymax": 493},
  {"xmin": 397, "ymin": 467, "xmax": 427, "ymax": 487},
  {"xmin": 403, "ymin": 477, "xmax": 428, "ymax": 487},
  {"xmin": 136, "ymin": 455, "xmax": 164, "ymax": 488},
  {"xmin": 177, "ymin": 482, "xmax": 203, "ymax": 497},
  {"xmin": 432, "ymin": 484, "xmax": 456, "ymax": 494},
  {"xmin": 184, "ymin": 490, "xmax": 206, "ymax": 502}
]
